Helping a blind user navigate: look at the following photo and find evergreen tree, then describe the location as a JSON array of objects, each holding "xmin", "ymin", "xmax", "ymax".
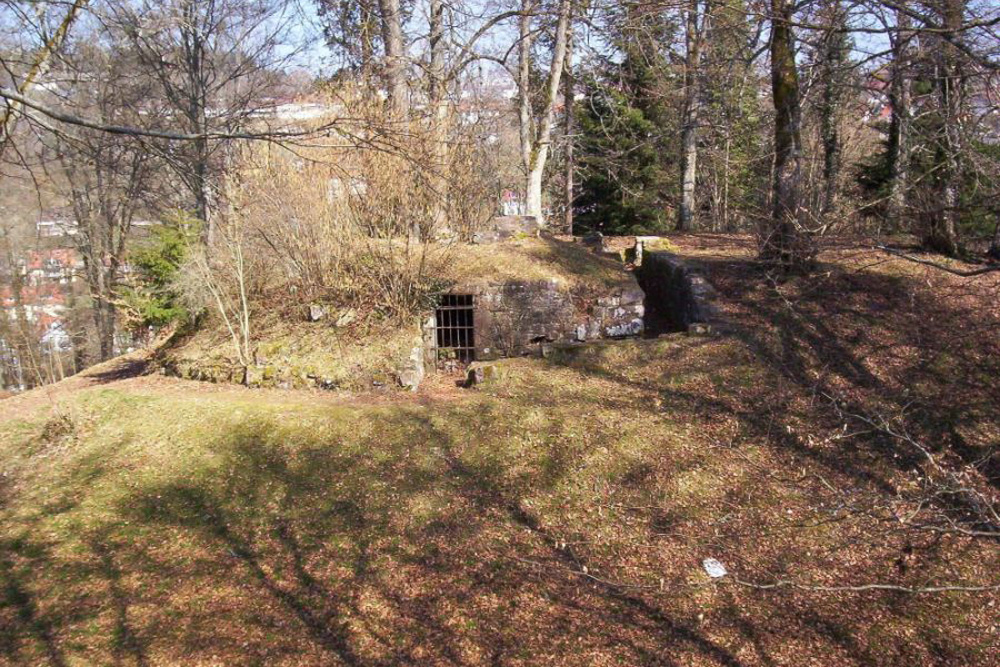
[
  {"xmin": 574, "ymin": 78, "xmax": 673, "ymax": 234},
  {"xmin": 573, "ymin": 4, "xmax": 678, "ymax": 235},
  {"xmin": 119, "ymin": 215, "xmax": 199, "ymax": 332}
]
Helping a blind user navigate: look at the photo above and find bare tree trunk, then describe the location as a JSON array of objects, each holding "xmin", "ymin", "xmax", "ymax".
[
  {"xmin": 194, "ymin": 136, "xmax": 211, "ymax": 233},
  {"xmin": 887, "ymin": 5, "xmax": 912, "ymax": 226},
  {"xmin": 78, "ymin": 210, "xmax": 121, "ymax": 363},
  {"xmin": 378, "ymin": 0, "xmax": 408, "ymax": 117},
  {"xmin": 722, "ymin": 135, "xmax": 731, "ymax": 230},
  {"xmin": 563, "ymin": 10, "xmax": 575, "ymax": 235},
  {"xmin": 678, "ymin": 0, "xmax": 707, "ymax": 232},
  {"xmin": 924, "ymin": 0, "xmax": 963, "ymax": 257},
  {"xmin": 428, "ymin": 0, "xmax": 450, "ymax": 235},
  {"xmin": 762, "ymin": 0, "xmax": 813, "ymax": 271},
  {"xmin": 988, "ymin": 217, "xmax": 1000, "ymax": 260},
  {"xmin": 524, "ymin": 0, "xmax": 572, "ymax": 224},
  {"xmin": 518, "ymin": 0, "xmax": 534, "ymax": 210},
  {"xmin": 0, "ymin": 229, "xmax": 38, "ymax": 387},
  {"xmin": 168, "ymin": 0, "xmax": 214, "ymax": 239},
  {"xmin": 818, "ymin": 1, "xmax": 847, "ymax": 218},
  {"xmin": 94, "ymin": 288, "xmax": 116, "ymax": 361}
]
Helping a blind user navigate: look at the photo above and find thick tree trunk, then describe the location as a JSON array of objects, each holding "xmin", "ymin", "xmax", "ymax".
[
  {"xmin": 762, "ymin": 0, "xmax": 814, "ymax": 271},
  {"xmin": 924, "ymin": 0, "xmax": 964, "ymax": 257},
  {"xmin": 524, "ymin": 0, "xmax": 572, "ymax": 224},
  {"xmin": 180, "ymin": 0, "xmax": 213, "ymax": 240},
  {"xmin": 378, "ymin": 0, "xmax": 407, "ymax": 117},
  {"xmin": 93, "ymin": 290, "xmax": 116, "ymax": 362},
  {"xmin": 194, "ymin": 136, "xmax": 210, "ymax": 234},
  {"xmin": 819, "ymin": 75, "xmax": 840, "ymax": 216},
  {"xmin": 84, "ymin": 219, "xmax": 119, "ymax": 362},
  {"xmin": 677, "ymin": 0, "xmax": 706, "ymax": 232},
  {"xmin": 518, "ymin": 1, "xmax": 534, "ymax": 212},
  {"xmin": 428, "ymin": 0, "xmax": 449, "ymax": 236},
  {"xmin": 817, "ymin": 1, "xmax": 847, "ymax": 218},
  {"xmin": 563, "ymin": 14, "xmax": 575, "ymax": 235},
  {"xmin": 887, "ymin": 6, "xmax": 912, "ymax": 226}
]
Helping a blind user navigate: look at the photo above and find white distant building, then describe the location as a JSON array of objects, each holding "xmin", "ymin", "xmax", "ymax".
[
  {"xmin": 36, "ymin": 216, "xmax": 157, "ymax": 238},
  {"xmin": 500, "ymin": 190, "xmax": 525, "ymax": 216},
  {"xmin": 36, "ymin": 216, "xmax": 78, "ymax": 238},
  {"xmin": 40, "ymin": 321, "xmax": 72, "ymax": 351}
]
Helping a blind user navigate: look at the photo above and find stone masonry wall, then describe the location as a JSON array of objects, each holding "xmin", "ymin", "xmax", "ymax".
[{"xmin": 433, "ymin": 279, "xmax": 645, "ymax": 361}]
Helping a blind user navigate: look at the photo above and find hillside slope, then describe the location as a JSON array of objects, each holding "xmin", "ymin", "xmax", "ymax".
[{"xmin": 1, "ymin": 238, "xmax": 998, "ymax": 666}]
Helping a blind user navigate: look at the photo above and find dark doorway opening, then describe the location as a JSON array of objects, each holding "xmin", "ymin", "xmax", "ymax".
[
  {"xmin": 634, "ymin": 262, "xmax": 687, "ymax": 337},
  {"xmin": 435, "ymin": 294, "xmax": 476, "ymax": 363}
]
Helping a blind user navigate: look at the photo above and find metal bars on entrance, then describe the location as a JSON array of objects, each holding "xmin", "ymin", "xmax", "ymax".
[{"xmin": 435, "ymin": 294, "xmax": 475, "ymax": 363}]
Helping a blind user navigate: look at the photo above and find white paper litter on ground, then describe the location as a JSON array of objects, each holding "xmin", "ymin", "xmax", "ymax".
[{"xmin": 702, "ymin": 558, "xmax": 728, "ymax": 578}]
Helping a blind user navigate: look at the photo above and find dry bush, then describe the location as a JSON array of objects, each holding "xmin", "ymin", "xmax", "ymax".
[
  {"xmin": 178, "ymin": 213, "xmax": 260, "ymax": 369},
  {"xmin": 445, "ymin": 104, "xmax": 514, "ymax": 241},
  {"xmin": 173, "ymin": 90, "xmax": 518, "ymax": 370},
  {"xmin": 233, "ymin": 138, "xmax": 447, "ymax": 319},
  {"xmin": 176, "ymin": 104, "xmax": 473, "ymax": 361}
]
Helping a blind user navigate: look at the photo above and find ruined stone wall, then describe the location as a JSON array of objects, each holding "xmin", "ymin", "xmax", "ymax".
[{"xmin": 433, "ymin": 279, "xmax": 644, "ymax": 361}]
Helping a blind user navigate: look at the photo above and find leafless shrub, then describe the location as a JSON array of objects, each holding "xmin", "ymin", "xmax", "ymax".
[
  {"xmin": 176, "ymin": 96, "xmax": 507, "ymax": 360},
  {"xmin": 446, "ymin": 113, "xmax": 508, "ymax": 241},
  {"xmin": 179, "ymin": 218, "xmax": 257, "ymax": 369},
  {"xmin": 231, "ymin": 142, "xmax": 446, "ymax": 320}
]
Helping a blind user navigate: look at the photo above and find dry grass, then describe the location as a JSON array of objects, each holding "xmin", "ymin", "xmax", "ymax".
[
  {"xmin": 440, "ymin": 235, "xmax": 635, "ymax": 291},
  {"xmin": 162, "ymin": 305, "xmax": 422, "ymax": 391},
  {"xmin": 0, "ymin": 236, "xmax": 997, "ymax": 666}
]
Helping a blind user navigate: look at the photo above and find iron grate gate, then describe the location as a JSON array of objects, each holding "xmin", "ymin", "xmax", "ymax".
[{"xmin": 435, "ymin": 294, "xmax": 475, "ymax": 363}]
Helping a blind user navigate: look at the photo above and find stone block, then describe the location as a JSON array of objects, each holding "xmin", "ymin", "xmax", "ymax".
[
  {"xmin": 619, "ymin": 287, "xmax": 645, "ymax": 305},
  {"xmin": 397, "ymin": 343, "xmax": 425, "ymax": 391},
  {"xmin": 605, "ymin": 318, "xmax": 643, "ymax": 338},
  {"xmin": 465, "ymin": 362, "xmax": 500, "ymax": 387},
  {"xmin": 472, "ymin": 230, "xmax": 500, "ymax": 244},
  {"xmin": 687, "ymin": 322, "xmax": 713, "ymax": 336},
  {"xmin": 335, "ymin": 309, "xmax": 357, "ymax": 327},
  {"xmin": 307, "ymin": 304, "xmax": 326, "ymax": 322}
]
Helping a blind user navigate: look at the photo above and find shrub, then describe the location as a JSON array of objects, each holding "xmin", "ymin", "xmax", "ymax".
[{"xmin": 119, "ymin": 213, "xmax": 200, "ymax": 334}]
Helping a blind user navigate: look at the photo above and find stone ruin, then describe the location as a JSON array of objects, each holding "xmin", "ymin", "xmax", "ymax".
[
  {"xmin": 424, "ymin": 278, "xmax": 646, "ymax": 369},
  {"xmin": 396, "ymin": 227, "xmax": 720, "ymax": 390}
]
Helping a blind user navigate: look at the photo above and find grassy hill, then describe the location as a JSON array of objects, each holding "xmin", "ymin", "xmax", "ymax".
[
  {"xmin": 161, "ymin": 236, "xmax": 639, "ymax": 390},
  {"xmin": 1, "ymin": 236, "xmax": 997, "ymax": 665}
]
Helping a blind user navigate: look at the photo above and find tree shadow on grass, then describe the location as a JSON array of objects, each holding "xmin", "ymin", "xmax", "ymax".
[
  {"xmin": 425, "ymin": 414, "xmax": 745, "ymax": 667},
  {"xmin": 0, "ymin": 539, "xmax": 69, "ymax": 667},
  {"xmin": 89, "ymin": 534, "xmax": 148, "ymax": 667},
  {"xmin": 573, "ymin": 252, "xmax": 1000, "ymax": 497},
  {"xmin": 697, "ymin": 256, "xmax": 999, "ymax": 475},
  {"xmin": 0, "ymin": 459, "xmax": 100, "ymax": 667},
  {"xmin": 100, "ymin": 412, "xmax": 751, "ymax": 666},
  {"xmin": 528, "ymin": 253, "xmax": 999, "ymax": 664},
  {"xmin": 84, "ymin": 357, "xmax": 150, "ymax": 385},
  {"xmin": 2, "ymin": 292, "xmax": 995, "ymax": 667}
]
